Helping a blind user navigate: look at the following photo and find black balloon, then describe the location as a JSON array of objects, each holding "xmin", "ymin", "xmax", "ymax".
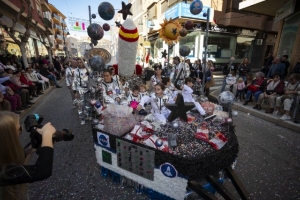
[
  {"xmin": 179, "ymin": 46, "xmax": 191, "ymax": 57},
  {"xmin": 87, "ymin": 23, "xmax": 104, "ymax": 41},
  {"xmin": 89, "ymin": 56, "xmax": 106, "ymax": 72}
]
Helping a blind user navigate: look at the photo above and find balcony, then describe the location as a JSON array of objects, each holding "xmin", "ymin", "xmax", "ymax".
[
  {"xmin": 55, "ymin": 34, "xmax": 64, "ymax": 43},
  {"xmin": 57, "ymin": 44, "xmax": 63, "ymax": 50},
  {"xmin": 61, "ymin": 20, "xmax": 67, "ymax": 27},
  {"xmin": 43, "ymin": 18, "xmax": 52, "ymax": 29},
  {"xmin": 41, "ymin": 0, "xmax": 51, "ymax": 12},
  {"xmin": 54, "ymin": 24, "xmax": 62, "ymax": 31},
  {"xmin": 52, "ymin": 13, "xmax": 61, "ymax": 24}
]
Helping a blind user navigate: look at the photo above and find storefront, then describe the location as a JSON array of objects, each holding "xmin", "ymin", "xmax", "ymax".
[
  {"xmin": 277, "ymin": 11, "xmax": 300, "ymax": 58},
  {"xmin": 148, "ymin": 2, "xmax": 256, "ymax": 69}
]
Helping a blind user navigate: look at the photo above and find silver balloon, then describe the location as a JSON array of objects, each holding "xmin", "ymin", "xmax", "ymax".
[
  {"xmin": 212, "ymin": 116, "xmax": 224, "ymax": 125},
  {"xmin": 171, "ymin": 121, "xmax": 179, "ymax": 129},
  {"xmin": 226, "ymin": 118, "xmax": 233, "ymax": 124},
  {"xmin": 199, "ymin": 95, "xmax": 208, "ymax": 102},
  {"xmin": 89, "ymin": 55, "xmax": 106, "ymax": 72},
  {"xmin": 179, "ymin": 45, "xmax": 191, "ymax": 57},
  {"xmin": 155, "ymin": 139, "xmax": 163, "ymax": 147},
  {"xmin": 232, "ymin": 111, "xmax": 238, "ymax": 116},
  {"xmin": 92, "ymin": 119, "xmax": 99, "ymax": 125},
  {"xmin": 218, "ymin": 91, "xmax": 236, "ymax": 107},
  {"xmin": 97, "ymin": 77, "xmax": 102, "ymax": 83}
]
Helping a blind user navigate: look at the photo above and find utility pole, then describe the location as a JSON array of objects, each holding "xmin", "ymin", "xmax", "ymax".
[
  {"xmin": 202, "ymin": 8, "xmax": 210, "ymax": 94},
  {"xmin": 88, "ymin": 5, "xmax": 93, "ymax": 48}
]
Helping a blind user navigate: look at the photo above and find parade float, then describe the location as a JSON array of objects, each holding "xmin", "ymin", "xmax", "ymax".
[{"xmin": 86, "ymin": 1, "xmax": 249, "ymax": 199}]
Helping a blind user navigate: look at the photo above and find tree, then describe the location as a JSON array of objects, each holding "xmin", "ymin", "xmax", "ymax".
[
  {"xmin": 0, "ymin": 0, "xmax": 38, "ymax": 69},
  {"xmin": 34, "ymin": 18, "xmax": 53, "ymax": 63}
]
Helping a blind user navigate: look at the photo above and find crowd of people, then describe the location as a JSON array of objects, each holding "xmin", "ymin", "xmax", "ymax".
[
  {"xmin": 64, "ymin": 56, "xmax": 215, "ymax": 125},
  {"xmin": 0, "ymin": 54, "xmax": 63, "ymax": 114},
  {"xmin": 221, "ymin": 55, "xmax": 300, "ymax": 123}
]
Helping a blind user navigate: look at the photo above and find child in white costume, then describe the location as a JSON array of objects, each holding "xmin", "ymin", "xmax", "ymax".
[
  {"xmin": 162, "ymin": 76, "xmax": 178, "ymax": 104},
  {"xmin": 138, "ymin": 83, "xmax": 171, "ymax": 123},
  {"xmin": 182, "ymin": 77, "xmax": 206, "ymax": 116}
]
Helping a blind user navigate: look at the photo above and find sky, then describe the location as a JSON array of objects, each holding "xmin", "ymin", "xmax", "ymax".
[{"xmin": 48, "ymin": 0, "xmax": 128, "ymax": 38}]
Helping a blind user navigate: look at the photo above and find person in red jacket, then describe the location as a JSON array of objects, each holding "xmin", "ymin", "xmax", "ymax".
[{"xmin": 13, "ymin": 70, "xmax": 37, "ymax": 97}]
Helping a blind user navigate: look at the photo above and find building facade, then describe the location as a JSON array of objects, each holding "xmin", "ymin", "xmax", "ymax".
[
  {"xmin": 48, "ymin": 3, "xmax": 69, "ymax": 56},
  {"xmin": 129, "ymin": 0, "xmax": 278, "ymax": 69},
  {"xmin": 0, "ymin": 0, "xmax": 68, "ymax": 61},
  {"xmin": 239, "ymin": 0, "xmax": 300, "ymax": 69}
]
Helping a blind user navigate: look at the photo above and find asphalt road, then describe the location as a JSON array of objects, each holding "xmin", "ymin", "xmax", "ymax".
[{"xmin": 19, "ymin": 82, "xmax": 300, "ymax": 200}]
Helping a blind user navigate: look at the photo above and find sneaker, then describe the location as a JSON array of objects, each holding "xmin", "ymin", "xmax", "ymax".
[
  {"xmin": 81, "ymin": 119, "xmax": 85, "ymax": 125},
  {"xmin": 86, "ymin": 116, "xmax": 93, "ymax": 121},
  {"xmin": 272, "ymin": 110, "xmax": 279, "ymax": 115},
  {"xmin": 56, "ymin": 85, "xmax": 62, "ymax": 88},
  {"xmin": 280, "ymin": 115, "xmax": 291, "ymax": 120}
]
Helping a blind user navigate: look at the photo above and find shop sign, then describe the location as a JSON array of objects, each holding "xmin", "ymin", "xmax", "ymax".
[
  {"xmin": 274, "ymin": 0, "xmax": 296, "ymax": 23},
  {"xmin": 165, "ymin": 2, "xmax": 210, "ymax": 21}
]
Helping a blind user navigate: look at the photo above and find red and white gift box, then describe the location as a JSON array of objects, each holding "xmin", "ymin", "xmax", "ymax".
[
  {"xmin": 208, "ymin": 132, "xmax": 228, "ymax": 150},
  {"xmin": 143, "ymin": 135, "xmax": 169, "ymax": 152}
]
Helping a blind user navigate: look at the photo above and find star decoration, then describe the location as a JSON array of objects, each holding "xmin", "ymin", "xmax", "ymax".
[
  {"xmin": 161, "ymin": 49, "xmax": 167, "ymax": 59},
  {"xmin": 172, "ymin": 28, "xmax": 177, "ymax": 36},
  {"xmin": 115, "ymin": 21, "xmax": 122, "ymax": 28},
  {"xmin": 166, "ymin": 93, "xmax": 195, "ymax": 122},
  {"xmin": 118, "ymin": 1, "xmax": 133, "ymax": 20}
]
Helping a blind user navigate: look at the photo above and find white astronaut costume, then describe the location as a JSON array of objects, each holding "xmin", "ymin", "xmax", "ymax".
[
  {"xmin": 139, "ymin": 93, "xmax": 171, "ymax": 123},
  {"xmin": 101, "ymin": 79, "xmax": 124, "ymax": 104},
  {"xmin": 74, "ymin": 67, "xmax": 89, "ymax": 123},
  {"xmin": 182, "ymin": 84, "xmax": 206, "ymax": 115},
  {"xmin": 127, "ymin": 93, "xmax": 141, "ymax": 104},
  {"xmin": 171, "ymin": 62, "xmax": 190, "ymax": 85},
  {"xmin": 164, "ymin": 85, "xmax": 178, "ymax": 104},
  {"xmin": 140, "ymin": 91, "xmax": 149, "ymax": 98},
  {"xmin": 150, "ymin": 75, "xmax": 164, "ymax": 90},
  {"xmin": 65, "ymin": 67, "xmax": 77, "ymax": 103}
]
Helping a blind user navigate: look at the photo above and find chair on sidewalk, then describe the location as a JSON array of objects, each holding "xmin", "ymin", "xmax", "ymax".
[{"xmin": 32, "ymin": 73, "xmax": 50, "ymax": 91}]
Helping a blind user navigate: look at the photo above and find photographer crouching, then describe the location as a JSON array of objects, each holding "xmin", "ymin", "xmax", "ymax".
[{"xmin": 0, "ymin": 112, "xmax": 74, "ymax": 199}]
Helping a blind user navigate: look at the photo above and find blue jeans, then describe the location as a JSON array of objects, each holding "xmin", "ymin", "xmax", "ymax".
[
  {"xmin": 246, "ymin": 90, "xmax": 262, "ymax": 102},
  {"xmin": 47, "ymin": 74, "xmax": 58, "ymax": 86}
]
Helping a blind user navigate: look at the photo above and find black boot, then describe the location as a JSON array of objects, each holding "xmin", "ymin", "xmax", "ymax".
[
  {"xmin": 253, "ymin": 104, "xmax": 258, "ymax": 109},
  {"xmin": 243, "ymin": 101, "xmax": 248, "ymax": 105}
]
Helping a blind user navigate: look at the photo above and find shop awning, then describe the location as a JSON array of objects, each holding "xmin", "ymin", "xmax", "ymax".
[{"xmin": 239, "ymin": 0, "xmax": 292, "ymax": 16}]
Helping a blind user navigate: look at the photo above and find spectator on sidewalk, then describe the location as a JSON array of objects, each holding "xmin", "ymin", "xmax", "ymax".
[
  {"xmin": 48, "ymin": 63, "xmax": 61, "ymax": 80},
  {"xmin": 244, "ymin": 72, "xmax": 266, "ymax": 106},
  {"xmin": 273, "ymin": 73, "xmax": 300, "ymax": 120},
  {"xmin": 235, "ymin": 77, "xmax": 246, "ymax": 102},
  {"xmin": 221, "ymin": 57, "xmax": 235, "ymax": 93},
  {"xmin": 255, "ymin": 73, "xmax": 285, "ymax": 112},
  {"xmin": 39, "ymin": 63, "xmax": 61, "ymax": 88},
  {"xmin": 0, "ymin": 76, "xmax": 23, "ymax": 114},
  {"xmin": 238, "ymin": 57, "xmax": 251, "ymax": 81},
  {"xmin": 0, "ymin": 92, "xmax": 11, "ymax": 111},
  {"xmin": 264, "ymin": 53, "xmax": 274, "ymax": 68},
  {"xmin": 24, "ymin": 68, "xmax": 43, "ymax": 95},
  {"xmin": 281, "ymin": 55, "xmax": 290, "ymax": 80},
  {"xmin": 289, "ymin": 58, "xmax": 300, "ymax": 75},
  {"xmin": 11, "ymin": 70, "xmax": 37, "ymax": 97},
  {"xmin": 267, "ymin": 57, "xmax": 285, "ymax": 79}
]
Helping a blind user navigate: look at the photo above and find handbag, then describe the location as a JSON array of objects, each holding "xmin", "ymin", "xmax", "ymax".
[{"xmin": 247, "ymin": 85, "xmax": 259, "ymax": 93}]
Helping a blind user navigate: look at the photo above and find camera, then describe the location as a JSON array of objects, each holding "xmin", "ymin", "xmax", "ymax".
[{"xmin": 24, "ymin": 114, "xmax": 74, "ymax": 149}]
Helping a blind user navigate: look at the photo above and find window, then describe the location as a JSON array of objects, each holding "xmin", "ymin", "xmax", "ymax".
[
  {"xmin": 205, "ymin": 33, "xmax": 236, "ymax": 58},
  {"xmin": 71, "ymin": 43, "xmax": 74, "ymax": 46},
  {"xmin": 179, "ymin": 32, "xmax": 198, "ymax": 57}
]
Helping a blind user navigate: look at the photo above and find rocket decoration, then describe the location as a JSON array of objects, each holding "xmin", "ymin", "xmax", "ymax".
[{"xmin": 117, "ymin": 18, "xmax": 139, "ymax": 77}]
